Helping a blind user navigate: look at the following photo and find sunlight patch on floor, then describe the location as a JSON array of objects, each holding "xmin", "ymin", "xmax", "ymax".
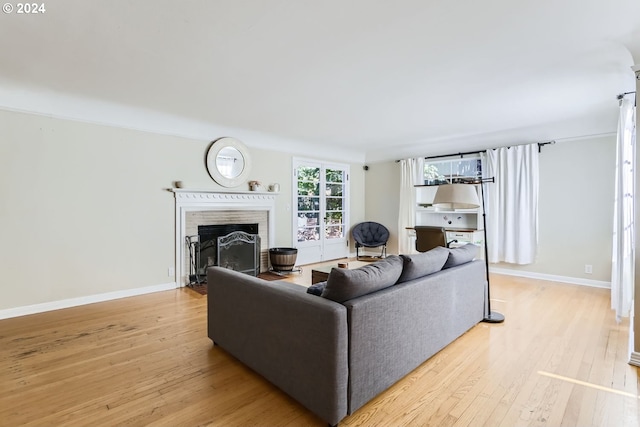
[{"xmin": 538, "ymin": 371, "xmax": 639, "ymax": 399}]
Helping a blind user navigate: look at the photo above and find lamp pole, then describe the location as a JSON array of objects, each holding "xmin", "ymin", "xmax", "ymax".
[{"xmin": 479, "ymin": 178, "xmax": 504, "ymax": 323}]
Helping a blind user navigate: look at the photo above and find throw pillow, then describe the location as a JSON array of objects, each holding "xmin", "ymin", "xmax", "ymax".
[
  {"xmin": 443, "ymin": 243, "xmax": 480, "ymax": 269},
  {"xmin": 306, "ymin": 281, "xmax": 327, "ymax": 296},
  {"xmin": 397, "ymin": 246, "xmax": 449, "ymax": 283},
  {"xmin": 321, "ymin": 255, "xmax": 403, "ymax": 303}
]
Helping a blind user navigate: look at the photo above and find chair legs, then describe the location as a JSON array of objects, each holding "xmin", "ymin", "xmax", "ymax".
[{"xmin": 356, "ymin": 245, "xmax": 386, "ymax": 260}]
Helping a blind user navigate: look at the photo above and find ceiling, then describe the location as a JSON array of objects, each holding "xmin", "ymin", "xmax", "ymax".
[{"xmin": 1, "ymin": 0, "xmax": 638, "ymax": 163}]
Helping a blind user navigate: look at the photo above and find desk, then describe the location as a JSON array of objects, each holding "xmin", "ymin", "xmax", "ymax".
[
  {"xmin": 445, "ymin": 229, "xmax": 483, "ymax": 246},
  {"xmin": 406, "ymin": 227, "xmax": 484, "ymax": 255}
]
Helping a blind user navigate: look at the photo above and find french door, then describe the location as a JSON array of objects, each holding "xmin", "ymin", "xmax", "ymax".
[{"xmin": 293, "ymin": 158, "xmax": 349, "ymax": 265}]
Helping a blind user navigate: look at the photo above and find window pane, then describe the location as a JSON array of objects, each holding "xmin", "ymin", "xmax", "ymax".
[
  {"xmin": 452, "ymin": 159, "xmax": 482, "ymax": 179},
  {"xmin": 326, "ymin": 197, "xmax": 343, "ymax": 211},
  {"xmin": 326, "ymin": 169, "xmax": 343, "ymax": 183},
  {"xmin": 298, "ymin": 182, "xmax": 319, "ymax": 196},
  {"xmin": 325, "ymin": 212, "xmax": 343, "ymax": 222},
  {"xmin": 297, "ymin": 226, "xmax": 320, "ymax": 242},
  {"xmin": 424, "ymin": 161, "xmax": 450, "ymax": 184},
  {"xmin": 326, "ymin": 183, "xmax": 343, "ymax": 196},
  {"xmin": 298, "ymin": 196, "xmax": 320, "ymax": 211},
  {"xmin": 325, "ymin": 225, "xmax": 344, "ymax": 239},
  {"xmin": 298, "ymin": 166, "xmax": 320, "ymax": 181},
  {"xmin": 424, "ymin": 158, "xmax": 481, "ymax": 184},
  {"xmin": 298, "ymin": 212, "xmax": 319, "ymax": 225}
]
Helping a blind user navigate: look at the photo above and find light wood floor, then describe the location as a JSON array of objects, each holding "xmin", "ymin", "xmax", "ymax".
[{"xmin": 1, "ymin": 263, "xmax": 638, "ymax": 426}]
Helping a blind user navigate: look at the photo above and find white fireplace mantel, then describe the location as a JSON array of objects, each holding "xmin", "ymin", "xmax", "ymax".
[{"xmin": 172, "ymin": 189, "xmax": 277, "ymax": 286}]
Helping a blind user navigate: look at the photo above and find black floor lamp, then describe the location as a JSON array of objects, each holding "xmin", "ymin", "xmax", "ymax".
[
  {"xmin": 432, "ymin": 181, "xmax": 504, "ymax": 323},
  {"xmin": 478, "ymin": 178, "xmax": 504, "ymax": 323}
]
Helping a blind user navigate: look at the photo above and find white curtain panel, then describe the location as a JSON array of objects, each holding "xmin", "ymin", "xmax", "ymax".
[
  {"xmin": 485, "ymin": 144, "xmax": 539, "ymax": 264},
  {"xmin": 611, "ymin": 96, "xmax": 636, "ymax": 321},
  {"xmin": 398, "ymin": 158, "xmax": 422, "ymax": 254}
]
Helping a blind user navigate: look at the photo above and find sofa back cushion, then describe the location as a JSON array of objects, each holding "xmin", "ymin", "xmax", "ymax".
[
  {"xmin": 443, "ymin": 243, "xmax": 480, "ymax": 269},
  {"xmin": 321, "ymin": 255, "xmax": 403, "ymax": 303},
  {"xmin": 397, "ymin": 246, "xmax": 449, "ymax": 283}
]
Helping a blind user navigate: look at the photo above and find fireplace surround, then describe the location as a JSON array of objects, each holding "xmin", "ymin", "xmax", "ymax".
[{"xmin": 172, "ymin": 190, "xmax": 276, "ymax": 286}]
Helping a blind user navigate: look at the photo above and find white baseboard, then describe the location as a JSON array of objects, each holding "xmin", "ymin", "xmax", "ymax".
[
  {"xmin": 0, "ymin": 282, "xmax": 177, "ymax": 320},
  {"xmin": 489, "ymin": 267, "xmax": 611, "ymax": 289},
  {"xmin": 630, "ymin": 352, "xmax": 640, "ymax": 367}
]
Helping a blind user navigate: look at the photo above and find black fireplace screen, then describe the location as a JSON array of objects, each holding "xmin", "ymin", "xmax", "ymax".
[
  {"xmin": 198, "ymin": 224, "xmax": 258, "ymax": 271},
  {"xmin": 217, "ymin": 231, "xmax": 261, "ymax": 276}
]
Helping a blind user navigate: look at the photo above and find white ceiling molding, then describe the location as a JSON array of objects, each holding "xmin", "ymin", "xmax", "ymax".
[{"xmin": 0, "ymin": 81, "xmax": 365, "ymax": 163}]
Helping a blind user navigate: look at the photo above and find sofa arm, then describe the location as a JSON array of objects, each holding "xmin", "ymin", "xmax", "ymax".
[{"xmin": 207, "ymin": 267, "xmax": 348, "ymax": 426}]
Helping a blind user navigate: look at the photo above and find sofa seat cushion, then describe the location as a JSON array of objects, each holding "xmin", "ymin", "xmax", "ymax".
[
  {"xmin": 397, "ymin": 246, "xmax": 449, "ymax": 283},
  {"xmin": 443, "ymin": 243, "xmax": 480, "ymax": 269},
  {"xmin": 321, "ymin": 255, "xmax": 403, "ymax": 303}
]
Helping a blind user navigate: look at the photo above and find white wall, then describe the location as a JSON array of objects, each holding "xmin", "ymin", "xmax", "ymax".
[
  {"xmin": 365, "ymin": 135, "xmax": 617, "ymax": 284},
  {"xmin": 362, "ymin": 161, "xmax": 401, "ymax": 255},
  {"xmin": 0, "ymin": 109, "xmax": 365, "ymax": 312},
  {"xmin": 494, "ymin": 136, "xmax": 615, "ymax": 284}
]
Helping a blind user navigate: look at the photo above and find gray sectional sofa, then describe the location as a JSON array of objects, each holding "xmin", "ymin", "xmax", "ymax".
[{"xmin": 207, "ymin": 244, "xmax": 486, "ymax": 426}]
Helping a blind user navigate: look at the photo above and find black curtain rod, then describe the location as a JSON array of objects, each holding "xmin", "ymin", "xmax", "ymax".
[
  {"xmin": 421, "ymin": 141, "xmax": 555, "ymax": 161},
  {"xmin": 617, "ymin": 91, "xmax": 637, "ymax": 107},
  {"xmin": 617, "ymin": 91, "xmax": 636, "ymax": 100},
  {"xmin": 423, "ymin": 150, "xmax": 484, "ymax": 160}
]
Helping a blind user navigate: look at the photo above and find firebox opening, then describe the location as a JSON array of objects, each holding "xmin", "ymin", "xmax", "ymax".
[{"xmin": 188, "ymin": 223, "xmax": 259, "ymax": 284}]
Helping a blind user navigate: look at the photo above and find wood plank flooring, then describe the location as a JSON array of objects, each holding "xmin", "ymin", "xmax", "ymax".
[{"xmin": 1, "ymin": 265, "xmax": 638, "ymax": 426}]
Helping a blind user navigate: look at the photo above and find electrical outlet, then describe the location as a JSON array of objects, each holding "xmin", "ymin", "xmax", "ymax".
[
  {"xmin": 585, "ymin": 264, "xmax": 593, "ymax": 274},
  {"xmin": 168, "ymin": 267, "xmax": 175, "ymax": 277}
]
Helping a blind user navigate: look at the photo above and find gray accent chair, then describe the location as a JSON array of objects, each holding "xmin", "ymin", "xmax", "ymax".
[{"xmin": 352, "ymin": 221, "xmax": 389, "ymax": 260}]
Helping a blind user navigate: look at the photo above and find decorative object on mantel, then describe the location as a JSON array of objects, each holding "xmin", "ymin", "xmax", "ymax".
[
  {"xmin": 173, "ymin": 181, "xmax": 184, "ymax": 188},
  {"xmin": 268, "ymin": 183, "xmax": 280, "ymax": 192},
  {"xmin": 248, "ymin": 180, "xmax": 263, "ymax": 191},
  {"xmin": 206, "ymin": 137, "xmax": 252, "ymax": 187}
]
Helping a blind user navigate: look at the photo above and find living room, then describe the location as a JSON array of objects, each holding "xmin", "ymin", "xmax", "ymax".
[
  {"xmin": 1, "ymin": 1, "xmax": 639, "ymax": 425},
  {"xmin": 0, "ymin": 113, "xmax": 619, "ymax": 316}
]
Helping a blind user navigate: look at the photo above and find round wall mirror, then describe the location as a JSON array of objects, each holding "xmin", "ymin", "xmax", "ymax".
[
  {"xmin": 206, "ymin": 137, "xmax": 252, "ymax": 187},
  {"xmin": 216, "ymin": 146, "xmax": 245, "ymax": 179}
]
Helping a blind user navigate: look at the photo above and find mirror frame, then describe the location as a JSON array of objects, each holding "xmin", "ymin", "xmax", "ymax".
[{"xmin": 206, "ymin": 137, "xmax": 252, "ymax": 188}]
